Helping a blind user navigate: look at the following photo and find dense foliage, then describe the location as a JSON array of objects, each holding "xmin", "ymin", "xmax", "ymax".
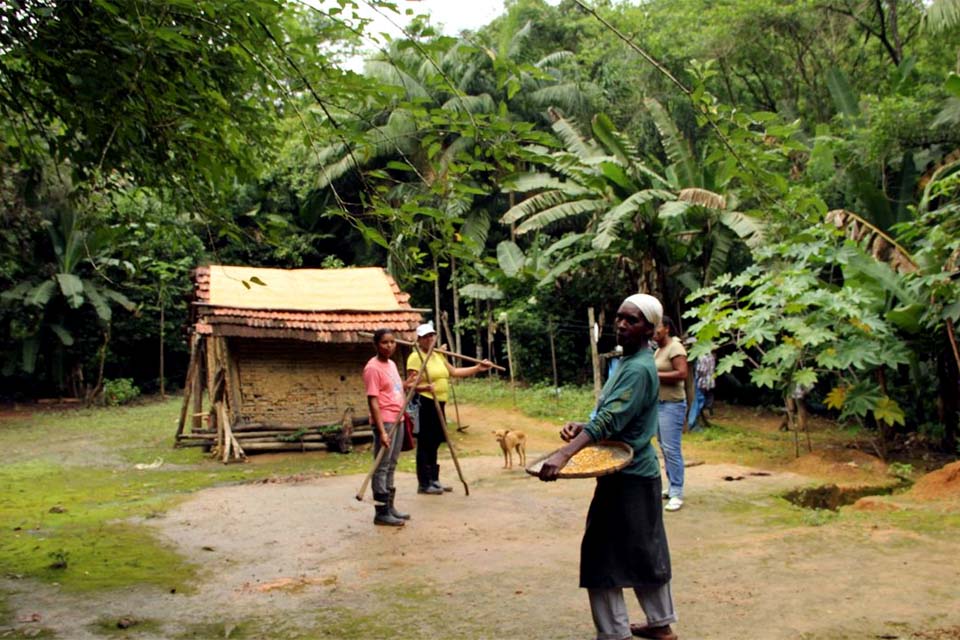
[{"xmin": 1, "ymin": 0, "xmax": 958, "ymax": 451}]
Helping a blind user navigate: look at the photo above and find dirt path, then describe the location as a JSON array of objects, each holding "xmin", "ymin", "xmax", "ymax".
[{"xmin": 3, "ymin": 404, "xmax": 959, "ymax": 639}]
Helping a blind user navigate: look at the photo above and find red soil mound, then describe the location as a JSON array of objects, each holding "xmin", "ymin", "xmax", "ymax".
[
  {"xmin": 787, "ymin": 447, "xmax": 889, "ymax": 483},
  {"xmin": 907, "ymin": 460, "xmax": 960, "ymax": 502}
]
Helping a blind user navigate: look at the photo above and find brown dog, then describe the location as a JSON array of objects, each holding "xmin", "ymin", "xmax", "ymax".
[{"xmin": 492, "ymin": 429, "xmax": 527, "ymax": 469}]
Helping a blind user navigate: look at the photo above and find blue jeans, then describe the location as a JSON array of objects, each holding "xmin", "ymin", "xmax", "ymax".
[
  {"xmin": 658, "ymin": 401, "xmax": 686, "ymax": 499},
  {"xmin": 687, "ymin": 387, "xmax": 706, "ymax": 432}
]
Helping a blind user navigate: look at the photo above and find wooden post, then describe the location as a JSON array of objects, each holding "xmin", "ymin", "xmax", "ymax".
[
  {"xmin": 548, "ymin": 320, "xmax": 559, "ymax": 406},
  {"xmin": 486, "ymin": 301, "xmax": 496, "ymax": 373},
  {"xmin": 588, "ymin": 307, "xmax": 601, "ymax": 401},
  {"xmin": 475, "ymin": 299, "xmax": 483, "ymax": 361},
  {"xmin": 176, "ymin": 333, "xmax": 200, "ymax": 440},
  {"xmin": 159, "ymin": 290, "xmax": 165, "ymax": 399},
  {"xmin": 224, "ymin": 339, "xmax": 243, "ymax": 423},
  {"xmin": 504, "ymin": 312, "xmax": 516, "ymax": 407},
  {"xmin": 191, "ymin": 339, "xmax": 204, "ymax": 432}
]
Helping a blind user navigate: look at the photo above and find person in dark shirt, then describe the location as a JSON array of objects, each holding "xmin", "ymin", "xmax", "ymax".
[{"xmin": 539, "ymin": 293, "xmax": 679, "ymax": 640}]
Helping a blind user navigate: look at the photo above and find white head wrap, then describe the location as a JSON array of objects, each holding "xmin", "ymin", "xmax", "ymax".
[{"xmin": 622, "ymin": 293, "xmax": 663, "ymax": 327}]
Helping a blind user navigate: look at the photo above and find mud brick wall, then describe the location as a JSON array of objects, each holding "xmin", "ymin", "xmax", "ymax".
[{"xmin": 232, "ymin": 339, "xmax": 374, "ymax": 427}]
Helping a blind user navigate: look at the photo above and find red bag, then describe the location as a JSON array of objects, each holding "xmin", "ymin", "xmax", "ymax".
[{"xmin": 401, "ymin": 412, "xmax": 416, "ymax": 451}]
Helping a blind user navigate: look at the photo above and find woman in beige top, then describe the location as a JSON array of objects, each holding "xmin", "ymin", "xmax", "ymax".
[{"xmin": 654, "ymin": 316, "xmax": 688, "ymax": 512}]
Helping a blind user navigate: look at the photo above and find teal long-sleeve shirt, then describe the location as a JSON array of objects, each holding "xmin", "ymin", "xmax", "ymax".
[{"xmin": 583, "ymin": 347, "xmax": 660, "ymax": 477}]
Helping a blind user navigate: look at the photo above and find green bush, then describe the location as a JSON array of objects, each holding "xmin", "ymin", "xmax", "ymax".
[{"xmin": 102, "ymin": 378, "xmax": 141, "ymax": 406}]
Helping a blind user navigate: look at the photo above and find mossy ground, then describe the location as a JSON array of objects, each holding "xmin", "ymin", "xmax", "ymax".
[
  {"xmin": 1, "ymin": 388, "xmax": 956, "ymax": 639},
  {"xmin": 0, "ymin": 397, "xmax": 375, "ymax": 630}
]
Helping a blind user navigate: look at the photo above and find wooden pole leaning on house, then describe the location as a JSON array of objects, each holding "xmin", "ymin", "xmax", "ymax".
[
  {"xmin": 357, "ymin": 332, "xmax": 506, "ymax": 372},
  {"xmin": 416, "ymin": 346, "xmax": 470, "ymax": 496},
  {"xmin": 354, "ymin": 342, "xmax": 435, "ymax": 502},
  {"xmin": 175, "ymin": 333, "xmax": 201, "ymax": 441}
]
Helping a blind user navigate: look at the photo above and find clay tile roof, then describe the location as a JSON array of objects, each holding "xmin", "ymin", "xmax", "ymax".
[{"xmin": 193, "ymin": 265, "xmax": 422, "ymax": 342}]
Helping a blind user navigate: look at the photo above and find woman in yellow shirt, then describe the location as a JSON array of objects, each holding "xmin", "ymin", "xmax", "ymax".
[{"xmin": 407, "ymin": 323, "xmax": 492, "ymax": 494}]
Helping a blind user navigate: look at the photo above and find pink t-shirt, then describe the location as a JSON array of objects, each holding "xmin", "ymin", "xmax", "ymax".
[{"xmin": 362, "ymin": 356, "xmax": 404, "ymax": 423}]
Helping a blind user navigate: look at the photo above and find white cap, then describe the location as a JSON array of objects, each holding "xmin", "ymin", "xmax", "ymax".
[{"xmin": 416, "ymin": 323, "xmax": 437, "ymax": 338}]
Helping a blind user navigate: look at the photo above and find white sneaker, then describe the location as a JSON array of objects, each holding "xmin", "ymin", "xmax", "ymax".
[
  {"xmin": 661, "ymin": 489, "xmax": 669, "ymax": 500},
  {"xmin": 665, "ymin": 497, "xmax": 684, "ymax": 512}
]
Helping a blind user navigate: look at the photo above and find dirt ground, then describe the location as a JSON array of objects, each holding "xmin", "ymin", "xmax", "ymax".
[{"xmin": 3, "ymin": 403, "xmax": 960, "ymax": 639}]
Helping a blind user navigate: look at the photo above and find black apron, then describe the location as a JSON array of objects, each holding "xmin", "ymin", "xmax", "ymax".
[{"xmin": 579, "ymin": 473, "xmax": 672, "ymax": 589}]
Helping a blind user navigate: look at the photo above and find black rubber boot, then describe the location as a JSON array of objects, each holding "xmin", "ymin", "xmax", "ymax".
[
  {"xmin": 373, "ymin": 493, "xmax": 405, "ymax": 526},
  {"xmin": 417, "ymin": 464, "xmax": 443, "ymax": 494},
  {"xmin": 388, "ymin": 487, "xmax": 410, "ymax": 520},
  {"xmin": 432, "ymin": 463, "xmax": 453, "ymax": 492}
]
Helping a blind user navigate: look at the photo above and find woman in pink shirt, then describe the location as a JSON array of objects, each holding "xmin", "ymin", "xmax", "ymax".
[{"xmin": 363, "ymin": 329, "xmax": 410, "ymax": 527}]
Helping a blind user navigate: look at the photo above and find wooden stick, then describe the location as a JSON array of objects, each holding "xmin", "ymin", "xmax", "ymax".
[
  {"xmin": 354, "ymin": 342, "xmax": 435, "ymax": 501},
  {"xmin": 440, "ymin": 312, "xmax": 467, "ymax": 433},
  {"xmin": 358, "ymin": 332, "xmax": 506, "ymax": 372},
  {"xmin": 417, "ymin": 346, "xmax": 470, "ymax": 496},
  {"xmin": 175, "ymin": 335, "xmax": 199, "ymax": 440}
]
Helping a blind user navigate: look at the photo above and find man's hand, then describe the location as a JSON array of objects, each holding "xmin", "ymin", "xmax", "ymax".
[
  {"xmin": 538, "ymin": 450, "xmax": 572, "ymax": 482},
  {"xmin": 561, "ymin": 422, "xmax": 585, "ymax": 442},
  {"xmin": 379, "ymin": 429, "xmax": 391, "ymax": 450},
  {"xmin": 477, "ymin": 359, "xmax": 493, "ymax": 371}
]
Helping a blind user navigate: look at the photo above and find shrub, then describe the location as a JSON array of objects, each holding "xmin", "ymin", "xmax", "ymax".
[{"xmin": 102, "ymin": 378, "xmax": 141, "ymax": 406}]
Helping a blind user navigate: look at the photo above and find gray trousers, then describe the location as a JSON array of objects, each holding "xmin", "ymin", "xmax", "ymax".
[
  {"xmin": 588, "ymin": 582, "xmax": 677, "ymax": 640},
  {"xmin": 371, "ymin": 420, "xmax": 403, "ymax": 500}
]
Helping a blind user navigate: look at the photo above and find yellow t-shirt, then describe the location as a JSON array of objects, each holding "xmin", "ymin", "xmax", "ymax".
[
  {"xmin": 406, "ymin": 350, "xmax": 450, "ymax": 403},
  {"xmin": 655, "ymin": 336, "xmax": 687, "ymax": 402}
]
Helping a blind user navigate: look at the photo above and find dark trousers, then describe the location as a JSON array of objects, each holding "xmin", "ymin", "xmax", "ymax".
[{"xmin": 415, "ymin": 395, "xmax": 446, "ymax": 483}]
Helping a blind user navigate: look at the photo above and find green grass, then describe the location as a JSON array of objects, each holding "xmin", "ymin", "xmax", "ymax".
[
  {"xmin": 0, "ymin": 398, "xmax": 376, "ymax": 594},
  {"xmin": 455, "ymin": 378, "xmax": 597, "ymax": 422}
]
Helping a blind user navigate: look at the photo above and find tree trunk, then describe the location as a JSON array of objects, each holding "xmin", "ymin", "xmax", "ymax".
[
  {"xmin": 433, "ymin": 253, "xmax": 441, "ymax": 329},
  {"xmin": 475, "ymin": 299, "xmax": 483, "ymax": 361},
  {"xmin": 588, "ymin": 307, "xmax": 601, "ymax": 401},
  {"xmin": 451, "ymin": 255, "xmax": 462, "ymax": 356},
  {"xmin": 159, "ymin": 288, "xmax": 165, "ymax": 399},
  {"xmin": 938, "ymin": 338, "xmax": 959, "ymax": 453}
]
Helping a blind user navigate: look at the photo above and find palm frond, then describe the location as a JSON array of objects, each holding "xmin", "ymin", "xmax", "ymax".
[
  {"xmin": 543, "ymin": 233, "xmax": 587, "ymax": 258},
  {"xmin": 501, "ymin": 172, "xmax": 590, "ymax": 195},
  {"xmin": 926, "ymin": 0, "xmax": 960, "ymax": 31},
  {"xmin": 516, "ymin": 199, "xmax": 606, "ymax": 235},
  {"xmin": 719, "ymin": 211, "xmax": 765, "ymax": 248},
  {"xmin": 678, "ymin": 187, "xmax": 726, "ymax": 210},
  {"xmin": 506, "ymin": 21, "xmax": 533, "ymax": 59},
  {"xmin": 591, "ymin": 113, "xmax": 637, "ymax": 167},
  {"xmin": 593, "ymin": 189, "xmax": 673, "ymax": 250},
  {"xmin": 824, "ymin": 209, "xmax": 917, "ymax": 273},
  {"xmin": 550, "ymin": 115, "xmax": 601, "ymax": 161},
  {"xmin": 437, "ymin": 136, "xmax": 476, "ymax": 178},
  {"xmin": 501, "ymin": 190, "xmax": 572, "ymax": 224},
  {"xmin": 644, "ymin": 98, "xmax": 697, "ymax": 187},
  {"xmin": 704, "ymin": 228, "xmax": 735, "ymax": 285},
  {"xmin": 528, "ymin": 83, "xmax": 589, "ymax": 113},
  {"xmin": 539, "ymin": 250, "xmax": 599, "ymax": 287},
  {"xmin": 442, "ymin": 93, "xmax": 495, "ymax": 114},
  {"xmin": 535, "ymin": 50, "xmax": 575, "ymax": 69},
  {"xmin": 363, "ymin": 60, "xmax": 431, "ymax": 101},
  {"xmin": 460, "ymin": 211, "xmax": 491, "ymax": 255},
  {"xmin": 315, "ymin": 113, "xmax": 419, "ymax": 189}
]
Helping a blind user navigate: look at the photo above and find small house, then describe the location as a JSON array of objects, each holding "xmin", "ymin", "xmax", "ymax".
[{"xmin": 175, "ymin": 265, "xmax": 422, "ymax": 461}]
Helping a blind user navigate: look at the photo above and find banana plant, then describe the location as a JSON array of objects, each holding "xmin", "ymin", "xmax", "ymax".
[
  {"xmin": 499, "ymin": 107, "xmax": 763, "ymax": 304},
  {"xmin": 1, "ymin": 205, "xmax": 135, "ymax": 395}
]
